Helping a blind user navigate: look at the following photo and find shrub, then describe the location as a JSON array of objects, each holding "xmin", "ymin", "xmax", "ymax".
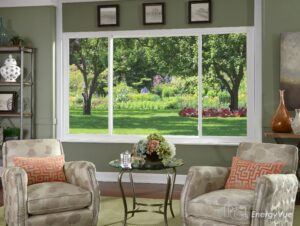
[
  {"xmin": 129, "ymin": 93, "xmax": 161, "ymax": 102},
  {"xmin": 152, "ymin": 84, "xmax": 163, "ymax": 97},
  {"xmin": 177, "ymin": 95, "xmax": 198, "ymax": 109},
  {"xmin": 202, "ymin": 96, "xmax": 221, "ymax": 108},
  {"xmin": 161, "ymin": 84, "xmax": 177, "ymax": 98},
  {"xmin": 75, "ymin": 95, "xmax": 83, "ymax": 105},
  {"xmin": 172, "ymin": 76, "xmax": 198, "ymax": 95},
  {"xmin": 114, "ymin": 82, "xmax": 136, "ymax": 103}
]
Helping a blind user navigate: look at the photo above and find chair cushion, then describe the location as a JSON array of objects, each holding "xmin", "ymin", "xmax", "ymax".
[
  {"xmin": 187, "ymin": 189, "xmax": 254, "ymax": 225},
  {"xmin": 27, "ymin": 182, "xmax": 91, "ymax": 215},
  {"xmin": 13, "ymin": 155, "xmax": 66, "ymax": 185},
  {"xmin": 225, "ymin": 157, "xmax": 284, "ymax": 190}
]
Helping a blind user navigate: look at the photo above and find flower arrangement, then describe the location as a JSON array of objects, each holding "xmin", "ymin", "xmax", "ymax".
[{"xmin": 134, "ymin": 133, "xmax": 176, "ymax": 162}]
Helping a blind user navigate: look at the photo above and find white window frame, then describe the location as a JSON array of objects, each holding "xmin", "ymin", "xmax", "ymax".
[{"xmin": 57, "ymin": 26, "xmax": 260, "ymax": 145}]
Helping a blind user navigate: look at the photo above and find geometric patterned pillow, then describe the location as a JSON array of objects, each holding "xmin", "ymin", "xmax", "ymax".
[
  {"xmin": 225, "ymin": 157, "xmax": 284, "ymax": 190},
  {"xmin": 13, "ymin": 155, "xmax": 66, "ymax": 185}
]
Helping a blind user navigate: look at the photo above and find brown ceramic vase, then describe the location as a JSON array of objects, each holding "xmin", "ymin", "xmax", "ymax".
[{"xmin": 271, "ymin": 90, "xmax": 292, "ymax": 133}]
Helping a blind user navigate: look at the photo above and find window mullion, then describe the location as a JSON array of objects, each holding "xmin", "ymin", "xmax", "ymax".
[
  {"xmin": 108, "ymin": 37, "xmax": 114, "ymax": 135},
  {"xmin": 198, "ymin": 34, "xmax": 203, "ymax": 137}
]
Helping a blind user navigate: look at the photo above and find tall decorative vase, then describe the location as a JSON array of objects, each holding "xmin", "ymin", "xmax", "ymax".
[
  {"xmin": 0, "ymin": 17, "xmax": 10, "ymax": 46},
  {"xmin": 271, "ymin": 90, "xmax": 292, "ymax": 133},
  {"xmin": 291, "ymin": 109, "xmax": 300, "ymax": 134}
]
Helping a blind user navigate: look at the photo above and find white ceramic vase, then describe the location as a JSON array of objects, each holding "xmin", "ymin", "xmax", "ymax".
[
  {"xmin": 0, "ymin": 54, "xmax": 21, "ymax": 82},
  {"xmin": 291, "ymin": 109, "xmax": 300, "ymax": 134}
]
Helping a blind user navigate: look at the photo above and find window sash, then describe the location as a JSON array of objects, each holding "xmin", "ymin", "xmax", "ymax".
[{"xmin": 60, "ymin": 27, "xmax": 257, "ymax": 144}]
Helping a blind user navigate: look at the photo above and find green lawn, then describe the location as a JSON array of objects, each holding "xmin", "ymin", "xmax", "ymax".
[{"xmin": 69, "ymin": 108, "xmax": 247, "ymax": 136}]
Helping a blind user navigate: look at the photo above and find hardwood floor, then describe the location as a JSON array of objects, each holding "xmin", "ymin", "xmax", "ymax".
[{"xmin": 0, "ymin": 182, "xmax": 183, "ymax": 207}]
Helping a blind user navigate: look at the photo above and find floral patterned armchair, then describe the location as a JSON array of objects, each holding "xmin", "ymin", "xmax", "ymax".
[
  {"xmin": 2, "ymin": 139, "xmax": 100, "ymax": 226},
  {"xmin": 181, "ymin": 142, "xmax": 299, "ymax": 226}
]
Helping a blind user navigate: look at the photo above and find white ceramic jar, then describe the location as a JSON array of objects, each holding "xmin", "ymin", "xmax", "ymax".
[
  {"xmin": 0, "ymin": 54, "xmax": 21, "ymax": 82},
  {"xmin": 291, "ymin": 109, "xmax": 300, "ymax": 134}
]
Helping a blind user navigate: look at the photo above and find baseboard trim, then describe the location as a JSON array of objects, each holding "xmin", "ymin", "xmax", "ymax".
[{"xmin": 96, "ymin": 172, "xmax": 186, "ymax": 185}]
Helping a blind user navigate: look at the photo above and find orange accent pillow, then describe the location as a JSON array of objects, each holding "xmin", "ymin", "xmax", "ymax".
[
  {"xmin": 13, "ymin": 155, "xmax": 66, "ymax": 185},
  {"xmin": 225, "ymin": 157, "xmax": 284, "ymax": 190}
]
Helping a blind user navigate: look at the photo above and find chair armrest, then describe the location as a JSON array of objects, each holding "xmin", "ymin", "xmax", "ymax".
[
  {"xmin": 181, "ymin": 166, "xmax": 229, "ymax": 225},
  {"xmin": 2, "ymin": 167, "xmax": 28, "ymax": 225},
  {"xmin": 64, "ymin": 161, "xmax": 100, "ymax": 226},
  {"xmin": 251, "ymin": 174, "xmax": 298, "ymax": 226}
]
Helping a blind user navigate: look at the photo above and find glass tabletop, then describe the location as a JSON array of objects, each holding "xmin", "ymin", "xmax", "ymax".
[{"xmin": 109, "ymin": 158, "xmax": 183, "ymax": 170}]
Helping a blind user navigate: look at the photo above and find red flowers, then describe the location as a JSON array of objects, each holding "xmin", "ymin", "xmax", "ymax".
[
  {"xmin": 179, "ymin": 107, "xmax": 247, "ymax": 118},
  {"xmin": 178, "ymin": 107, "xmax": 198, "ymax": 117}
]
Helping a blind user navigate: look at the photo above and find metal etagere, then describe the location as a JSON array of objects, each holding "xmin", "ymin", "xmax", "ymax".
[{"xmin": 0, "ymin": 46, "xmax": 35, "ymax": 140}]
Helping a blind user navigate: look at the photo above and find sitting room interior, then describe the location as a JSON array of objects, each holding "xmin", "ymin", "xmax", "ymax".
[{"xmin": 0, "ymin": 0, "xmax": 300, "ymax": 225}]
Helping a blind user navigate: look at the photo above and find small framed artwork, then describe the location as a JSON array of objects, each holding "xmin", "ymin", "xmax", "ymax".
[
  {"xmin": 97, "ymin": 5, "xmax": 119, "ymax": 27},
  {"xmin": 0, "ymin": 91, "xmax": 17, "ymax": 113},
  {"xmin": 143, "ymin": 3, "xmax": 165, "ymax": 25},
  {"xmin": 188, "ymin": 0, "xmax": 211, "ymax": 23}
]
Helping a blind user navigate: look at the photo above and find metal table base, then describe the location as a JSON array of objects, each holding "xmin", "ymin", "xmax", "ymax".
[{"xmin": 118, "ymin": 168, "xmax": 177, "ymax": 226}]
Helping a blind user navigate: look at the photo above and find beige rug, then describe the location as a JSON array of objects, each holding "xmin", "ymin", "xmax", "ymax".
[
  {"xmin": 0, "ymin": 197, "xmax": 299, "ymax": 226},
  {"xmin": 100, "ymin": 197, "xmax": 181, "ymax": 225},
  {"xmin": 0, "ymin": 197, "xmax": 181, "ymax": 226}
]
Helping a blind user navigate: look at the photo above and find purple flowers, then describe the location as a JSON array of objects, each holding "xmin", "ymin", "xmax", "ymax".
[
  {"xmin": 152, "ymin": 75, "xmax": 172, "ymax": 87},
  {"xmin": 140, "ymin": 87, "xmax": 149, "ymax": 93},
  {"xmin": 153, "ymin": 75, "xmax": 163, "ymax": 86}
]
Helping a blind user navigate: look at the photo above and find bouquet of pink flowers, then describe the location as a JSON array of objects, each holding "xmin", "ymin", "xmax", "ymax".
[{"xmin": 134, "ymin": 133, "xmax": 176, "ymax": 162}]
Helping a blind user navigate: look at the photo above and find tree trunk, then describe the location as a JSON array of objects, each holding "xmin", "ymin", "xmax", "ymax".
[
  {"xmin": 82, "ymin": 92, "xmax": 92, "ymax": 115},
  {"xmin": 229, "ymin": 85, "xmax": 239, "ymax": 111}
]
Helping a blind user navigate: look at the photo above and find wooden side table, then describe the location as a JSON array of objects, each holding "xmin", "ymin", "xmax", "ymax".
[{"xmin": 264, "ymin": 132, "xmax": 300, "ymax": 148}]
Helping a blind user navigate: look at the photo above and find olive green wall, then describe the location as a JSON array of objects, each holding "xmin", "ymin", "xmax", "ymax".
[
  {"xmin": 0, "ymin": 7, "xmax": 56, "ymax": 139},
  {"xmin": 262, "ymin": 0, "xmax": 300, "ymax": 132},
  {"xmin": 63, "ymin": 142, "xmax": 236, "ymax": 173},
  {"xmin": 63, "ymin": 0, "xmax": 253, "ymax": 32}
]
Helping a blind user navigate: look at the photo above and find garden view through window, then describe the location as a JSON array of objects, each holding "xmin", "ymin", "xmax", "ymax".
[{"xmin": 68, "ymin": 32, "xmax": 247, "ymax": 137}]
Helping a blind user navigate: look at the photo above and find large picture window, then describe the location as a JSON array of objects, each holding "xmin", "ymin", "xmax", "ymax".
[{"xmin": 61, "ymin": 28, "xmax": 256, "ymax": 144}]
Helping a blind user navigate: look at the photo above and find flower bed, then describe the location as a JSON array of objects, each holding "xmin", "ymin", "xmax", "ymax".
[{"xmin": 179, "ymin": 107, "xmax": 247, "ymax": 118}]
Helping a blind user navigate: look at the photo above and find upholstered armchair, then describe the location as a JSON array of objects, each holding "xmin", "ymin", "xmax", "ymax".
[
  {"xmin": 181, "ymin": 142, "xmax": 299, "ymax": 226},
  {"xmin": 2, "ymin": 139, "xmax": 100, "ymax": 226}
]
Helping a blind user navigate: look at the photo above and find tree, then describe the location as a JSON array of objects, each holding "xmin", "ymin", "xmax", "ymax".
[
  {"xmin": 70, "ymin": 38, "xmax": 108, "ymax": 115},
  {"xmin": 202, "ymin": 33, "xmax": 246, "ymax": 111},
  {"xmin": 113, "ymin": 38, "xmax": 156, "ymax": 90},
  {"xmin": 113, "ymin": 37, "xmax": 198, "ymax": 90},
  {"xmin": 148, "ymin": 37, "xmax": 198, "ymax": 77}
]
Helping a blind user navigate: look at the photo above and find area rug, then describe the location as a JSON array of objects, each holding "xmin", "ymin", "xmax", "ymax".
[
  {"xmin": 0, "ymin": 197, "xmax": 181, "ymax": 226},
  {"xmin": 0, "ymin": 197, "xmax": 299, "ymax": 226}
]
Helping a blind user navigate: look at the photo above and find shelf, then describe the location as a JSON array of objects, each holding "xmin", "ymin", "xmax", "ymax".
[
  {"xmin": 0, "ymin": 82, "xmax": 33, "ymax": 86},
  {"xmin": 264, "ymin": 132, "xmax": 300, "ymax": 139},
  {"xmin": 0, "ymin": 46, "xmax": 33, "ymax": 53},
  {"xmin": 0, "ymin": 113, "xmax": 32, "ymax": 117}
]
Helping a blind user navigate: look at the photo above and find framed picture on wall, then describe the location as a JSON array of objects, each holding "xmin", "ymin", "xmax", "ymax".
[
  {"xmin": 0, "ymin": 91, "xmax": 17, "ymax": 113},
  {"xmin": 97, "ymin": 5, "xmax": 119, "ymax": 27},
  {"xmin": 188, "ymin": 0, "xmax": 211, "ymax": 23},
  {"xmin": 143, "ymin": 3, "xmax": 165, "ymax": 25}
]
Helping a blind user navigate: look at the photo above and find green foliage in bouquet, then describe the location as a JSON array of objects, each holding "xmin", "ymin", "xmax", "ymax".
[{"xmin": 135, "ymin": 133, "xmax": 176, "ymax": 162}]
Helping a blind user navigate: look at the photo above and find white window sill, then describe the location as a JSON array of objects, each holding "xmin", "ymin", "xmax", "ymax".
[{"xmin": 60, "ymin": 134, "xmax": 258, "ymax": 146}]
